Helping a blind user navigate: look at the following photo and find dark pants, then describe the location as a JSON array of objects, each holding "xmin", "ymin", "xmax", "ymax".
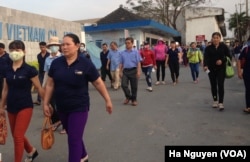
[
  {"xmin": 36, "ymin": 73, "xmax": 44, "ymax": 102},
  {"xmin": 58, "ymin": 111, "xmax": 88, "ymax": 162},
  {"xmin": 156, "ymin": 60, "xmax": 166, "ymax": 81},
  {"xmin": 50, "ymin": 94, "xmax": 60, "ymax": 124},
  {"xmin": 208, "ymin": 68, "xmax": 226, "ymax": 103},
  {"xmin": 243, "ymin": 74, "xmax": 250, "ymax": 108},
  {"xmin": 189, "ymin": 63, "xmax": 200, "ymax": 81},
  {"xmin": 142, "ymin": 66, "xmax": 153, "ymax": 87},
  {"xmin": 168, "ymin": 62, "xmax": 180, "ymax": 82},
  {"xmin": 0, "ymin": 77, "xmax": 3, "ymax": 99},
  {"xmin": 101, "ymin": 66, "xmax": 112, "ymax": 81},
  {"xmin": 121, "ymin": 68, "xmax": 138, "ymax": 101}
]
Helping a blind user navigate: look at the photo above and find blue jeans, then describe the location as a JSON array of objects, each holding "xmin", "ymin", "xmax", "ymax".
[
  {"xmin": 142, "ymin": 66, "xmax": 153, "ymax": 87},
  {"xmin": 189, "ymin": 63, "xmax": 200, "ymax": 81}
]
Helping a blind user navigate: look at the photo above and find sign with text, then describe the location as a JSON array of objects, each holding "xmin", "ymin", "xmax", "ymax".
[
  {"xmin": 196, "ymin": 35, "xmax": 205, "ymax": 42},
  {"xmin": 165, "ymin": 146, "xmax": 250, "ymax": 161}
]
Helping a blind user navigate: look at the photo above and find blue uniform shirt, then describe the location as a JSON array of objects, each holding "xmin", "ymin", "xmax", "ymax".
[
  {"xmin": 4, "ymin": 63, "xmax": 38, "ymax": 113},
  {"xmin": 48, "ymin": 56, "xmax": 100, "ymax": 113},
  {"xmin": 107, "ymin": 49, "xmax": 121, "ymax": 71},
  {"xmin": 44, "ymin": 54, "xmax": 61, "ymax": 72},
  {"xmin": 120, "ymin": 49, "xmax": 142, "ymax": 68}
]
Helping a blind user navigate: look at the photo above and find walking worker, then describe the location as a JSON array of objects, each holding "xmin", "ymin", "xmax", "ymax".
[
  {"xmin": 33, "ymin": 42, "xmax": 50, "ymax": 105},
  {"xmin": 0, "ymin": 42, "xmax": 12, "ymax": 100},
  {"xmin": 119, "ymin": 37, "xmax": 142, "ymax": 106},
  {"xmin": 237, "ymin": 36, "xmax": 250, "ymax": 113},
  {"xmin": 203, "ymin": 32, "xmax": 231, "ymax": 111},
  {"xmin": 154, "ymin": 38, "xmax": 168, "ymax": 85},
  {"xmin": 140, "ymin": 41, "xmax": 156, "ymax": 92},
  {"xmin": 100, "ymin": 43, "xmax": 113, "ymax": 86},
  {"xmin": 106, "ymin": 41, "xmax": 121, "ymax": 90},
  {"xmin": 43, "ymin": 33, "xmax": 112, "ymax": 162},
  {"xmin": 0, "ymin": 40, "xmax": 44, "ymax": 162},
  {"xmin": 43, "ymin": 36, "xmax": 65, "ymax": 133},
  {"xmin": 166, "ymin": 41, "xmax": 181, "ymax": 86},
  {"xmin": 187, "ymin": 42, "xmax": 203, "ymax": 83}
]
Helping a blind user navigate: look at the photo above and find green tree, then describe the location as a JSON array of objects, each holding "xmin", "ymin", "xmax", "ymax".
[
  {"xmin": 125, "ymin": 0, "xmax": 206, "ymax": 30},
  {"xmin": 228, "ymin": 12, "xmax": 250, "ymax": 42}
]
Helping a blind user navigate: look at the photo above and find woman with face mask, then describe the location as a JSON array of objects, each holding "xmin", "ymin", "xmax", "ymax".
[
  {"xmin": 0, "ymin": 40, "xmax": 44, "ymax": 162},
  {"xmin": 78, "ymin": 43, "xmax": 90, "ymax": 59},
  {"xmin": 203, "ymin": 32, "xmax": 231, "ymax": 111},
  {"xmin": 43, "ymin": 37, "xmax": 65, "ymax": 134}
]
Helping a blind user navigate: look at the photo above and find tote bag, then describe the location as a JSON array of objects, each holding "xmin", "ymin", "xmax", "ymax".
[
  {"xmin": 225, "ymin": 57, "xmax": 234, "ymax": 79},
  {"xmin": 0, "ymin": 112, "xmax": 7, "ymax": 145},
  {"xmin": 41, "ymin": 117, "xmax": 54, "ymax": 150}
]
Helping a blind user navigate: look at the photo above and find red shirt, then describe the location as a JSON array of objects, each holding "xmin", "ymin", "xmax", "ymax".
[{"xmin": 140, "ymin": 49, "xmax": 156, "ymax": 67}]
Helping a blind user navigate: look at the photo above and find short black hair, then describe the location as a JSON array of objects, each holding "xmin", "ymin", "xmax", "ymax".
[
  {"xmin": 102, "ymin": 43, "xmax": 108, "ymax": 46},
  {"xmin": 0, "ymin": 43, "xmax": 5, "ymax": 49},
  {"xmin": 170, "ymin": 41, "xmax": 176, "ymax": 44},
  {"xmin": 125, "ymin": 37, "xmax": 134, "ymax": 44},
  {"xmin": 80, "ymin": 43, "xmax": 85, "ymax": 47},
  {"xmin": 39, "ymin": 42, "xmax": 46, "ymax": 46},
  {"xmin": 9, "ymin": 40, "xmax": 25, "ymax": 51}
]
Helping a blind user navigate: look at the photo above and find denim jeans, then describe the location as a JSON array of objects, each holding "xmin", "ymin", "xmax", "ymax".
[
  {"xmin": 142, "ymin": 66, "xmax": 153, "ymax": 87},
  {"xmin": 189, "ymin": 63, "xmax": 200, "ymax": 81}
]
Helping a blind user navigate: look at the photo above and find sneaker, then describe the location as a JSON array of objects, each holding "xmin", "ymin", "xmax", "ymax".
[
  {"xmin": 218, "ymin": 103, "xmax": 224, "ymax": 111},
  {"xmin": 155, "ymin": 81, "xmax": 160, "ymax": 85},
  {"xmin": 146, "ymin": 87, "xmax": 153, "ymax": 92},
  {"xmin": 161, "ymin": 81, "xmax": 166, "ymax": 85},
  {"xmin": 212, "ymin": 101, "xmax": 218, "ymax": 108}
]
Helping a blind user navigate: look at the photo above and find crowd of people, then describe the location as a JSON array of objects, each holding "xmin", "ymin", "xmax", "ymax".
[{"xmin": 0, "ymin": 32, "xmax": 249, "ymax": 162}]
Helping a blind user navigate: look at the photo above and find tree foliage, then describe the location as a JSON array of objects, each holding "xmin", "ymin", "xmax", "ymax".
[
  {"xmin": 228, "ymin": 12, "xmax": 250, "ymax": 42},
  {"xmin": 125, "ymin": 0, "xmax": 206, "ymax": 30}
]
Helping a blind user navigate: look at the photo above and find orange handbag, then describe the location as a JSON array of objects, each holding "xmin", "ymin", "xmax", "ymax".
[
  {"xmin": 0, "ymin": 112, "xmax": 7, "ymax": 145},
  {"xmin": 41, "ymin": 117, "xmax": 54, "ymax": 150}
]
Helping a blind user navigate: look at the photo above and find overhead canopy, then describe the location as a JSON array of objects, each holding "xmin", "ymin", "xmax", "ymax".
[
  {"xmin": 84, "ymin": 19, "xmax": 180, "ymax": 37},
  {"xmin": 83, "ymin": 6, "xmax": 180, "ymax": 37}
]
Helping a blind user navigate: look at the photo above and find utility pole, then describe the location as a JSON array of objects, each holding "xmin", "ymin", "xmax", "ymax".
[
  {"xmin": 246, "ymin": 0, "xmax": 249, "ymax": 16},
  {"xmin": 235, "ymin": 4, "xmax": 240, "ymax": 41}
]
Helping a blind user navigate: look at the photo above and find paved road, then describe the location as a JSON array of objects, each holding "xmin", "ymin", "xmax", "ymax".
[{"xmin": 0, "ymin": 66, "xmax": 249, "ymax": 162}]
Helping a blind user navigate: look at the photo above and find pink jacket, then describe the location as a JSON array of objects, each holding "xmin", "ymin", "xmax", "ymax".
[{"xmin": 154, "ymin": 44, "xmax": 168, "ymax": 61}]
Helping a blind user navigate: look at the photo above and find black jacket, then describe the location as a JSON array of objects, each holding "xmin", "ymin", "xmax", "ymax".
[{"xmin": 204, "ymin": 43, "xmax": 231, "ymax": 70}]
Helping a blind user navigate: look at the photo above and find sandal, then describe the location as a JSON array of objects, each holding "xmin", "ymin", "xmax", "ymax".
[
  {"xmin": 52, "ymin": 122, "xmax": 61, "ymax": 131},
  {"xmin": 24, "ymin": 149, "xmax": 38, "ymax": 162},
  {"xmin": 243, "ymin": 108, "xmax": 250, "ymax": 113},
  {"xmin": 60, "ymin": 129, "xmax": 67, "ymax": 134}
]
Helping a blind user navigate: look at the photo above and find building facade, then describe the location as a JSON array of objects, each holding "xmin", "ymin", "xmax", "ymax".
[
  {"xmin": 176, "ymin": 7, "xmax": 226, "ymax": 45},
  {"xmin": 0, "ymin": 6, "xmax": 82, "ymax": 61}
]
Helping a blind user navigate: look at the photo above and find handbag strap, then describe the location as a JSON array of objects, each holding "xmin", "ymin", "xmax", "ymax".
[{"xmin": 42, "ymin": 117, "xmax": 52, "ymax": 129}]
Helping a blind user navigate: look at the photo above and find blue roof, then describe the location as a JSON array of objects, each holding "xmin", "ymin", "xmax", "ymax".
[{"xmin": 84, "ymin": 19, "xmax": 180, "ymax": 37}]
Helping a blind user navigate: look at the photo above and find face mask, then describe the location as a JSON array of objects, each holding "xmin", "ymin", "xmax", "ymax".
[
  {"xmin": 50, "ymin": 46, "xmax": 59, "ymax": 53},
  {"xmin": 9, "ymin": 51, "xmax": 24, "ymax": 61},
  {"xmin": 80, "ymin": 47, "xmax": 85, "ymax": 51}
]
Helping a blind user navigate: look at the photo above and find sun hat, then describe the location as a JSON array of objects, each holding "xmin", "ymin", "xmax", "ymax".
[{"xmin": 47, "ymin": 36, "xmax": 60, "ymax": 47}]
